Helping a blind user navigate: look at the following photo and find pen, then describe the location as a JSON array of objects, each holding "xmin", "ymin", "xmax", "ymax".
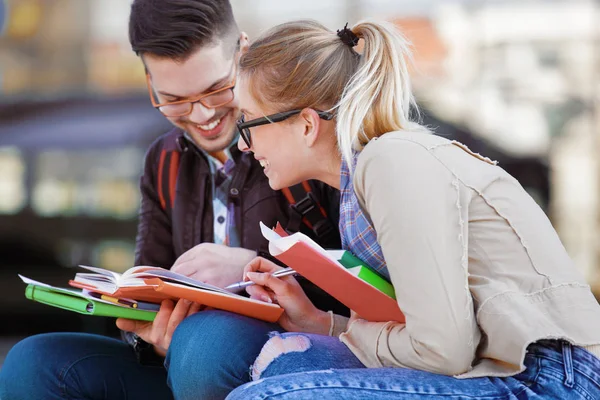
[
  {"xmin": 225, "ymin": 267, "xmax": 297, "ymax": 292},
  {"xmin": 86, "ymin": 291, "xmax": 161, "ymax": 312},
  {"xmin": 100, "ymin": 294, "xmax": 136, "ymax": 307}
]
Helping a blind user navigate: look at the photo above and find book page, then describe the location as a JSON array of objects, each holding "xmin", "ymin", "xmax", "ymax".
[
  {"xmin": 128, "ymin": 269, "xmax": 232, "ymax": 295},
  {"xmin": 78, "ymin": 265, "xmax": 122, "ymax": 282},
  {"xmin": 76, "ymin": 265, "xmax": 231, "ymax": 294},
  {"xmin": 161, "ymin": 281, "xmax": 279, "ymax": 304}
]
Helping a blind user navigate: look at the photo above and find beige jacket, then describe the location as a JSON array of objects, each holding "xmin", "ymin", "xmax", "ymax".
[{"xmin": 337, "ymin": 130, "xmax": 600, "ymax": 378}]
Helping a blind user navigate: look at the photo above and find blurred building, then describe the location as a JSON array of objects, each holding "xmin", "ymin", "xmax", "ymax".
[
  {"xmin": 0, "ymin": 0, "xmax": 144, "ymax": 96},
  {"xmin": 415, "ymin": 1, "xmax": 600, "ymax": 289},
  {"xmin": 0, "ymin": 0, "xmax": 597, "ymax": 290}
]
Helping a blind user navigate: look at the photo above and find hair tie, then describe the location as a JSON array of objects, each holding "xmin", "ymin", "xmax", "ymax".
[{"xmin": 337, "ymin": 23, "xmax": 359, "ymax": 47}]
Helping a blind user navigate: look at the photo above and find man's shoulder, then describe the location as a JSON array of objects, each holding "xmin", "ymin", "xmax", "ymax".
[{"xmin": 146, "ymin": 126, "xmax": 185, "ymax": 155}]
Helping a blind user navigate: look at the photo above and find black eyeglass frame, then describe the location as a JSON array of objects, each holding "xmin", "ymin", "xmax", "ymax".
[{"xmin": 237, "ymin": 109, "xmax": 334, "ymax": 148}]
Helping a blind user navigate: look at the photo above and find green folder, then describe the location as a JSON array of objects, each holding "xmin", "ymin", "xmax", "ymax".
[
  {"xmin": 25, "ymin": 284, "xmax": 157, "ymax": 322},
  {"xmin": 328, "ymin": 249, "xmax": 396, "ymax": 299},
  {"xmin": 334, "ymin": 250, "xmax": 365, "ymax": 269},
  {"xmin": 327, "ymin": 250, "xmax": 396, "ymax": 299},
  {"xmin": 347, "ymin": 265, "xmax": 396, "ymax": 299}
]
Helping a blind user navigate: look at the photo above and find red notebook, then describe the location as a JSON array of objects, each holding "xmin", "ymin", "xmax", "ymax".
[{"xmin": 263, "ymin": 223, "xmax": 404, "ymax": 323}]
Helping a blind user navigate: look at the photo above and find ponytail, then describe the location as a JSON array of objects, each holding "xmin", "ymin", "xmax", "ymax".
[
  {"xmin": 336, "ymin": 21, "xmax": 422, "ymax": 171},
  {"xmin": 239, "ymin": 19, "xmax": 424, "ymax": 173}
]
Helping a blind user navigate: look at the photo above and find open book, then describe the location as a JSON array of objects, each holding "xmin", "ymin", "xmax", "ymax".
[
  {"xmin": 262, "ymin": 222, "xmax": 405, "ymax": 322},
  {"xmin": 70, "ymin": 265, "xmax": 233, "ymax": 296},
  {"xmin": 67, "ymin": 265, "xmax": 283, "ymax": 322},
  {"xmin": 20, "ymin": 265, "xmax": 283, "ymax": 323}
]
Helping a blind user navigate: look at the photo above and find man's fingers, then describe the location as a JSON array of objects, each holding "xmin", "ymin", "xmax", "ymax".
[
  {"xmin": 116, "ymin": 318, "xmax": 148, "ymax": 333},
  {"xmin": 187, "ymin": 301, "xmax": 205, "ymax": 316},
  {"xmin": 165, "ymin": 299, "xmax": 193, "ymax": 337},
  {"xmin": 172, "ymin": 244, "xmax": 207, "ymax": 268},
  {"xmin": 172, "ymin": 251, "xmax": 193, "ymax": 268},
  {"xmin": 171, "ymin": 259, "xmax": 201, "ymax": 275},
  {"xmin": 145, "ymin": 299, "xmax": 175, "ymax": 342}
]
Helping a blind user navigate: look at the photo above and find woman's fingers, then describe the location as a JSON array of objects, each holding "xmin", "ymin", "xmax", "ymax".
[
  {"xmin": 245, "ymin": 271, "xmax": 292, "ymax": 295},
  {"xmin": 243, "ymin": 257, "xmax": 283, "ymax": 278},
  {"xmin": 246, "ymin": 284, "xmax": 274, "ymax": 303}
]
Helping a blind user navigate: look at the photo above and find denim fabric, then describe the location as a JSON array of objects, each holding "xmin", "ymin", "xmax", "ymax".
[
  {"xmin": 165, "ymin": 310, "xmax": 283, "ymax": 399},
  {"xmin": 253, "ymin": 332, "xmax": 365, "ymax": 379},
  {"xmin": 0, "ymin": 332, "xmax": 173, "ymax": 400},
  {"xmin": 0, "ymin": 310, "xmax": 282, "ymax": 400},
  {"xmin": 226, "ymin": 339, "xmax": 600, "ymax": 399}
]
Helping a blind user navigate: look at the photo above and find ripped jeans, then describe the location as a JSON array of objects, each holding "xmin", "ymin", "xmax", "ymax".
[{"xmin": 228, "ymin": 337, "xmax": 600, "ymax": 399}]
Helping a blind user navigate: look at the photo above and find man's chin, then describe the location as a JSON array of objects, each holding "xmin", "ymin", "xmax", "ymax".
[{"xmin": 187, "ymin": 126, "xmax": 236, "ymax": 153}]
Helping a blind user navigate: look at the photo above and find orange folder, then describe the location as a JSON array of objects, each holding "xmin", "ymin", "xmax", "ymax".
[
  {"xmin": 69, "ymin": 278, "xmax": 283, "ymax": 323},
  {"xmin": 270, "ymin": 223, "xmax": 405, "ymax": 323}
]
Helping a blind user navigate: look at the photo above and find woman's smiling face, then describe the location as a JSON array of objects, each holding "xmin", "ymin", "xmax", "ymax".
[{"xmin": 236, "ymin": 75, "xmax": 310, "ymax": 190}]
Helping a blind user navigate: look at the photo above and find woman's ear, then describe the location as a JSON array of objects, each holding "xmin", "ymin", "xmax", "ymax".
[{"xmin": 299, "ymin": 108, "xmax": 322, "ymax": 148}]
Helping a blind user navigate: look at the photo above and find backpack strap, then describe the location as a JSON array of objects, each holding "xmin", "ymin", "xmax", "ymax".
[
  {"xmin": 282, "ymin": 181, "xmax": 338, "ymax": 244},
  {"xmin": 157, "ymin": 149, "xmax": 181, "ymax": 212}
]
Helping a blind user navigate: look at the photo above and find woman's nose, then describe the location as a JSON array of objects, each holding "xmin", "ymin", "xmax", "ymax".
[{"xmin": 237, "ymin": 134, "xmax": 250, "ymax": 152}]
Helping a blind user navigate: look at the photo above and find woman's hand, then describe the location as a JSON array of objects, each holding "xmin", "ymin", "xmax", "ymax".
[
  {"xmin": 116, "ymin": 299, "xmax": 203, "ymax": 357},
  {"xmin": 244, "ymin": 257, "xmax": 331, "ymax": 335}
]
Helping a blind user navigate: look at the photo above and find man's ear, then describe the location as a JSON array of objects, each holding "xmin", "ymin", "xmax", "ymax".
[
  {"xmin": 299, "ymin": 108, "xmax": 322, "ymax": 148},
  {"xmin": 239, "ymin": 32, "xmax": 250, "ymax": 54}
]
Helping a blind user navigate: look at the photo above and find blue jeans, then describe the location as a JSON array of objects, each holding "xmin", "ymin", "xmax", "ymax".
[
  {"xmin": 0, "ymin": 310, "xmax": 281, "ymax": 400},
  {"xmin": 227, "ymin": 337, "xmax": 600, "ymax": 399}
]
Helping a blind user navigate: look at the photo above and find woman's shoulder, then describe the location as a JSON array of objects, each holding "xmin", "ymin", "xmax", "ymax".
[
  {"xmin": 362, "ymin": 128, "xmax": 451, "ymax": 155},
  {"xmin": 357, "ymin": 128, "xmax": 448, "ymax": 168}
]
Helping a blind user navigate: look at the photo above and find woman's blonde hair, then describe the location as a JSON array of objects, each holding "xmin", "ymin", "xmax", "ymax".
[{"xmin": 239, "ymin": 19, "xmax": 421, "ymax": 169}]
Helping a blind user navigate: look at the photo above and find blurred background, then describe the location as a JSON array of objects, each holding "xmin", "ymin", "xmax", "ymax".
[{"xmin": 0, "ymin": 0, "xmax": 599, "ymax": 365}]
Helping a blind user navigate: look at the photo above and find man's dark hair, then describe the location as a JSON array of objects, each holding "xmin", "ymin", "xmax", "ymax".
[{"xmin": 129, "ymin": 0, "xmax": 238, "ymax": 60}]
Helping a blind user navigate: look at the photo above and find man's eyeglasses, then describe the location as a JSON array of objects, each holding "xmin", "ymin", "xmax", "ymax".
[
  {"xmin": 237, "ymin": 109, "xmax": 334, "ymax": 148},
  {"xmin": 146, "ymin": 63, "xmax": 237, "ymax": 118}
]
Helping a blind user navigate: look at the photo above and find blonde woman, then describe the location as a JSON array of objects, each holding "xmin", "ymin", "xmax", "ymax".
[{"xmin": 223, "ymin": 20, "xmax": 600, "ymax": 399}]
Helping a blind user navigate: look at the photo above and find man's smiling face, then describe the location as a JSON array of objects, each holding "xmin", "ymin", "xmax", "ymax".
[{"xmin": 145, "ymin": 41, "xmax": 242, "ymax": 153}]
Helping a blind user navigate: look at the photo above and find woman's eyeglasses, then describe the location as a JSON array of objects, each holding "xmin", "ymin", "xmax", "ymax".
[{"xmin": 237, "ymin": 109, "xmax": 334, "ymax": 148}]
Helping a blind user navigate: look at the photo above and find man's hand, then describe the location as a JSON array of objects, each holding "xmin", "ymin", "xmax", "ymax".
[
  {"xmin": 244, "ymin": 257, "xmax": 331, "ymax": 335},
  {"xmin": 116, "ymin": 299, "xmax": 203, "ymax": 357},
  {"xmin": 171, "ymin": 243, "xmax": 256, "ymax": 288}
]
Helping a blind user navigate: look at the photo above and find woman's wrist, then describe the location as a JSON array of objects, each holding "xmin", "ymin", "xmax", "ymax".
[{"xmin": 305, "ymin": 309, "xmax": 333, "ymax": 335}]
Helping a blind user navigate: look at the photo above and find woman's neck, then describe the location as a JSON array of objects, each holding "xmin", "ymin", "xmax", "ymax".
[{"xmin": 312, "ymin": 152, "xmax": 342, "ymax": 190}]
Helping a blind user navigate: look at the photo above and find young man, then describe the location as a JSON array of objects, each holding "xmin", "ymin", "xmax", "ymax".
[
  {"xmin": 119, "ymin": 0, "xmax": 344, "ymax": 372},
  {"xmin": 0, "ymin": 1, "xmax": 343, "ymax": 399}
]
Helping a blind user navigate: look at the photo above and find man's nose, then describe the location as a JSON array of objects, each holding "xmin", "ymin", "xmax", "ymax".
[{"xmin": 187, "ymin": 101, "xmax": 216, "ymax": 124}]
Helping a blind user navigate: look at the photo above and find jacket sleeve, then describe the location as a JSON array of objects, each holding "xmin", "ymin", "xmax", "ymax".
[
  {"xmin": 339, "ymin": 138, "xmax": 480, "ymax": 376},
  {"xmin": 133, "ymin": 141, "xmax": 176, "ymax": 269}
]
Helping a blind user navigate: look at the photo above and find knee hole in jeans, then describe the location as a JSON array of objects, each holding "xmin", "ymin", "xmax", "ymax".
[{"xmin": 250, "ymin": 333, "xmax": 312, "ymax": 381}]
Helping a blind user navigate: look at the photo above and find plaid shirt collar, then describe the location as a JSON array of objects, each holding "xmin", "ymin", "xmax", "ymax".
[{"xmin": 339, "ymin": 153, "xmax": 389, "ymax": 278}]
